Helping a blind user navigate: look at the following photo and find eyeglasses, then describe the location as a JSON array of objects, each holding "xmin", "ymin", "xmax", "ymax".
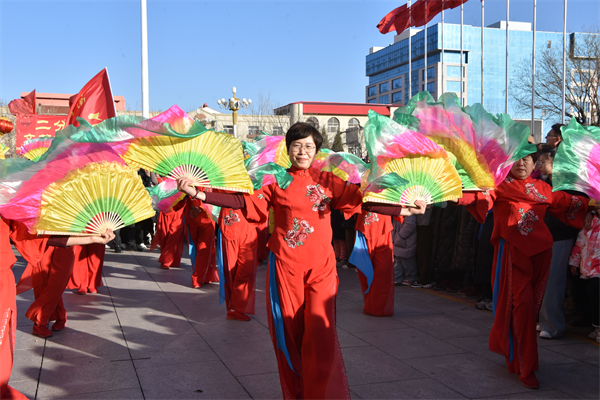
[
  {"xmin": 538, "ymin": 161, "xmax": 552, "ymax": 165},
  {"xmin": 290, "ymin": 143, "xmax": 316, "ymax": 153}
]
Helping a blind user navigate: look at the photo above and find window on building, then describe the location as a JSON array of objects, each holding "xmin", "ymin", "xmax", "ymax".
[
  {"xmin": 447, "ymin": 66, "xmax": 461, "ymax": 78},
  {"xmin": 380, "ymin": 82, "xmax": 389, "ymax": 93},
  {"xmin": 348, "ymin": 118, "xmax": 360, "ymax": 128},
  {"xmin": 392, "ymin": 91, "xmax": 403, "ymax": 103},
  {"xmin": 427, "ymin": 82, "xmax": 435, "ymax": 94},
  {"xmin": 379, "ymin": 95, "xmax": 389, "ymax": 104},
  {"xmin": 273, "ymin": 126, "xmax": 283, "ymax": 135},
  {"xmin": 368, "ymin": 98, "xmax": 377, "ymax": 104},
  {"xmin": 427, "ymin": 67, "xmax": 435, "ymax": 79},
  {"xmin": 392, "ymin": 78, "xmax": 402, "ymax": 89},
  {"xmin": 327, "ymin": 117, "xmax": 340, "ymax": 134},
  {"xmin": 368, "ymin": 86, "xmax": 377, "ymax": 96},
  {"xmin": 306, "ymin": 117, "xmax": 319, "ymax": 129},
  {"xmin": 247, "ymin": 126, "xmax": 260, "ymax": 138},
  {"xmin": 422, "ymin": 84, "xmax": 425, "ymax": 91},
  {"xmin": 223, "ymin": 125, "xmax": 234, "ymax": 135},
  {"xmin": 447, "ymin": 81, "xmax": 461, "ymax": 93},
  {"xmin": 547, "ymin": 40, "xmax": 552, "ymax": 48}
]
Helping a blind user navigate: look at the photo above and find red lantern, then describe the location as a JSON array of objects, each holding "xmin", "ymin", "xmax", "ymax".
[{"xmin": 0, "ymin": 117, "xmax": 14, "ymax": 135}]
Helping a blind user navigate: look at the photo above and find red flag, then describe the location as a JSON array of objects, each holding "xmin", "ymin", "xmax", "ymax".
[
  {"xmin": 411, "ymin": 0, "xmax": 470, "ymax": 28},
  {"xmin": 377, "ymin": 5, "xmax": 410, "ymax": 35},
  {"xmin": 66, "ymin": 68, "xmax": 116, "ymax": 127},
  {"xmin": 8, "ymin": 89, "xmax": 36, "ymax": 115},
  {"xmin": 447, "ymin": 0, "xmax": 470, "ymax": 9}
]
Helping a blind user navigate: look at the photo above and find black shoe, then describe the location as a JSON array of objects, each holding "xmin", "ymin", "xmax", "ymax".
[{"xmin": 114, "ymin": 246, "xmax": 123, "ymax": 253}]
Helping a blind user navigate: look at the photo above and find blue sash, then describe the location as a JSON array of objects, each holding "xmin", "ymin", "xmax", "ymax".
[{"xmin": 348, "ymin": 231, "xmax": 374, "ymax": 294}]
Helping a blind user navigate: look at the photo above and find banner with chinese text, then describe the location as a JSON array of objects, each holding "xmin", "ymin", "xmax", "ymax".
[{"xmin": 15, "ymin": 114, "xmax": 66, "ymax": 153}]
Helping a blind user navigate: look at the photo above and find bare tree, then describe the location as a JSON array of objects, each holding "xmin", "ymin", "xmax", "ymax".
[
  {"xmin": 246, "ymin": 91, "xmax": 291, "ymax": 137},
  {"xmin": 511, "ymin": 29, "xmax": 599, "ymax": 126}
]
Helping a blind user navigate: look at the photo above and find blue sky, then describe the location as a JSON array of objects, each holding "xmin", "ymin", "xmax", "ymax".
[{"xmin": 1, "ymin": 0, "xmax": 598, "ymax": 113}]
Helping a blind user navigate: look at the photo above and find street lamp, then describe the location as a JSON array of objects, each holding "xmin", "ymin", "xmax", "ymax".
[{"xmin": 216, "ymin": 86, "xmax": 252, "ymax": 138}]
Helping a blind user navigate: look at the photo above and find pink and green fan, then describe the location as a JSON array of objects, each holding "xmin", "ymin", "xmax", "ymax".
[
  {"xmin": 553, "ymin": 120, "xmax": 600, "ymax": 201},
  {"xmin": 147, "ymin": 178, "xmax": 186, "ymax": 213},
  {"xmin": 394, "ymin": 91, "xmax": 534, "ymax": 190},
  {"xmin": 19, "ymin": 137, "xmax": 54, "ymax": 162},
  {"xmin": 362, "ymin": 110, "xmax": 462, "ymax": 206}
]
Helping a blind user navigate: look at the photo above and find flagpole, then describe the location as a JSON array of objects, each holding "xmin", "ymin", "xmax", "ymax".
[
  {"xmin": 532, "ymin": 0, "xmax": 536, "ymax": 139},
  {"xmin": 562, "ymin": 0, "xmax": 566, "ymax": 123},
  {"xmin": 481, "ymin": 0, "xmax": 484, "ymax": 105},
  {"xmin": 141, "ymin": 0, "xmax": 150, "ymax": 119},
  {"xmin": 505, "ymin": 0, "xmax": 509, "ymax": 114},
  {"xmin": 408, "ymin": 0, "xmax": 412, "ymax": 100},
  {"xmin": 460, "ymin": 3, "xmax": 463, "ymax": 106},
  {"xmin": 441, "ymin": 7, "xmax": 444, "ymax": 99},
  {"xmin": 424, "ymin": 0, "xmax": 428, "ymax": 97}
]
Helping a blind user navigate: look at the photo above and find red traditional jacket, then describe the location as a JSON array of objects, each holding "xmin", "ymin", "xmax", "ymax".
[
  {"xmin": 459, "ymin": 174, "xmax": 590, "ymax": 257},
  {"xmin": 0, "ymin": 218, "xmax": 48, "ymax": 272},
  {"xmin": 243, "ymin": 167, "xmax": 363, "ymax": 266},
  {"xmin": 218, "ymin": 191, "xmax": 267, "ymax": 242}
]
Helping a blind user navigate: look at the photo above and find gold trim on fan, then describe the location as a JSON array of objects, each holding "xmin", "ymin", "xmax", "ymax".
[{"xmin": 37, "ymin": 230, "xmax": 99, "ymax": 236}]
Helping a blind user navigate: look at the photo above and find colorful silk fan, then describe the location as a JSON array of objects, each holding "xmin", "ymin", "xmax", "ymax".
[
  {"xmin": 363, "ymin": 110, "xmax": 462, "ymax": 206},
  {"xmin": 119, "ymin": 130, "xmax": 253, "ymax": 193},
  {"xmin": 0, "ymin": 144, "xmax": 9, "ymax": 159},
  {"xmin": 37, "ymin": 161, "xmax": 155, "ymax": 235},
  {"xmin": 552, "ymin": 120, "xmax": 600, "ymax": 201},
  {"xmin": 146, "ymin": 178, "xmax": 186, "ymax": 213},
  {"xmin": 19, "ymin": 137, "xmax": 54, "ymax": 162},
  {"xmin": 317, "ymin": 152, "xmax": 369, "ymax": 184},
  {"xmin": 394, "ymin": 91, "xmax": 534, "ymax": 190}
]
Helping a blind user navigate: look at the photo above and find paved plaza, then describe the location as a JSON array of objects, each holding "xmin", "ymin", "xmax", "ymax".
[{"xmin": 9, "ymin": 247, "xmax": 599, "ymax": 400}]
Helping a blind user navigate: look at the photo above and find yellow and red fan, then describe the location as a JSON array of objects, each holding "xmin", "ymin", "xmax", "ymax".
[
  {"xmin": 36, "ymin": 161, "xmax": 155, "ymax": 235},
  {"xmin": 119, "ymin": 130, "xmax": 253, "ymax": 193}
]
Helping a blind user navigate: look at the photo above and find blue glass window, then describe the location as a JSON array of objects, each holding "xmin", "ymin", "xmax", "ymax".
[
  {"xmin": 392, "ymin": 78, "xmax": 402, "ymax": 89},
  {"xmin": 447, "ymin": 81, "xmax": 461, "ymax": 93},
  {"xmin": 379, "ymin": 95, "xmax": 389, "ymax": 104},
  {"xmin": 392, "ymin": 92, "xmax": 403, "ymax": 103},
  {"xmin": 368, "ymin": 86, "xmax": 377, "ymax": 96},
  {"xmin": 427, "ymin": 82, "xmax": 435, "ymax": 94},
  {"xmin": 427, "ymin": 67, "xmax": 435, "ymax": 79},
  {"xmin": 380, "ymin": 82, "xmax": 389, "ymax": 93},
  {"xmin": 368, "ymin": 98, "xmax": 377, "ymax": 104},
  {"xmin": 447, "ymin": 66, "xmax": 461, "ymax": 78}
]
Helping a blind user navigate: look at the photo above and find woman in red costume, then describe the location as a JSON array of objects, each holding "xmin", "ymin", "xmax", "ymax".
[
  {"xmin": 177, "ymin": 122, "xmax": 425, "ymax": 399},
  {"xmin": 150, "ymin": 206, "xmax": 187, "ymax": 270},
  {"xmin": 67, "ymin": 244, "xmax": 106, "ymax": 294},
  {"xmin": 1, "ymin": 218, "xmax": 114, "ymax": 398},
  {"xmin": 456, "ymin": 153, "xmax": 593, "ymax": 390},
  {"xmin": 175, "ymin": 195, "xmax": 218, "ymax": 288},
  {"xmin": 353, "ymin": 210, "xmax": 397, "ymax": 317},
  {"xmin": 218, "ymin": 200, "xmax": 266, "ymax": 321}
]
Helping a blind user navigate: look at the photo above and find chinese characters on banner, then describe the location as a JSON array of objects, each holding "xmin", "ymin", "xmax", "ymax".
[{"xmin": 15, "ymin": 115, "xmax": 66, "ymax": 153}]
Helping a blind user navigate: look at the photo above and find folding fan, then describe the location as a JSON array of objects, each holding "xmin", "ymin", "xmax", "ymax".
[
  {"xmin": 146, "ymin": 178, "xmax": 186, "ymax": 213},
  {"xmin": 119, "ymin": 130, "xmax": 253, "ymax": 193},
  {"xmin": 36, "ymin": 161, "xmax": 155, "ymax": 235},
  {"xmin": 19, "ymin": 137, "xmax": 54, "ymax": 162},
  {"xmin": 0, "ymin": 144, "xmax": 8, "ymax": 159},
  {"xmin": 553, "ymin": 120, "xmax": 600, "ymax": 201},
  {"xmin": 363, "ymin": 110, "xmax": 462, "ymax": 206},
  {"xmin": 395, "ymin": 91, "xmax": 534, "ymax": 190},
  {"xmin": 317, "ymin": 152, "xmax": 369, "ymax": 184}
]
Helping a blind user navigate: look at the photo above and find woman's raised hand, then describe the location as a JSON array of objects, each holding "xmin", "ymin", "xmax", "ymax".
[{"xmin": 177, "ymin": 177, "xmax": 196, "ymax": 197}]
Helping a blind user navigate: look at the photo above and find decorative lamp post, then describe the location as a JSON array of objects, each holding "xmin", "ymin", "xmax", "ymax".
[{"xmin": 217, "ymin": 87, "xmax": 251, "ymax": 138}]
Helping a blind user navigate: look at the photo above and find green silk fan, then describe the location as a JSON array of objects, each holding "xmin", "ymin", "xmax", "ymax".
[
  {"xmin": 36, "ymin": 161, "xmax": 156, "ymax": 235},
  {"xmin": 120, "ymin": 130, "xmax": 254, "ymax": 193}
]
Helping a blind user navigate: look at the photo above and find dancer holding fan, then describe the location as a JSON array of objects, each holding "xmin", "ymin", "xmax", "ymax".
[{"xmin": 177, "ymin": 122, "xmax": 425, "ymax": 399}]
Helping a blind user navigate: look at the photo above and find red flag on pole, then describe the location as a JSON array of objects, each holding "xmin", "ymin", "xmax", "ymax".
[
  {"xmin": 377, "ymin": 4, "xmax": 410, "ymax": 35},
  {"xmin": 8, "ymin": 89, "xmax": 36, "ymax": 115},
  {"xmin": 66, "ymin": 68, "xmax": 116, "ymax": 127}
]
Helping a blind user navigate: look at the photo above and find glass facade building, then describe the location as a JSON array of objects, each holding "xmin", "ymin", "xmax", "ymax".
[{"xmin": 365, "ymin": 21, "xmax": 583, "ymax": 120}]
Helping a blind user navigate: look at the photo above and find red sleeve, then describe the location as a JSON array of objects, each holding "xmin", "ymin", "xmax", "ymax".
[
  {"xmin": 458, "ymin": 191, "xmax": 494, "ymax": 223},
  {"xmin": 8, "ymin": 220, "xmax": 49, "ymax": 266},
  {"xmin": 204, "ymin": 191, "xmax": 245, "ymax": 209},
  {"xmin": 547, "ymin": 191, "xmax": 590, "ymax": 230},
  {"xmin": 47, "ymin": 236, "xmax": 69, "ymax": 247},
  {"xmin": 241, "ymin": 188, "xmax": 269, "ymax": 224},
  {"xmin": 362, "ymin": 203, "xmax": 403, "ymax": 217},
  {"xmin": 329, "ymin": 178, "xmax": 363, "ymax": 220}
]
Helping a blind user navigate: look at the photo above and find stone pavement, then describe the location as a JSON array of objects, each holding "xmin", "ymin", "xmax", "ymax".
[{"xmin": 9, "ymin": 247, "xmax": 599, "ymax": 400}]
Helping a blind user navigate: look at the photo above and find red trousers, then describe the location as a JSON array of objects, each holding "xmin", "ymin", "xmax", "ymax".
[
  {"xmin": 151, "ymin": 208, "xmax": 186, "ymax": 268},
  {"xmin": 188, "ymin": 220, "xmax": 218, "ymax": 286},
  {"xmin": 222, "ymin": 233, "xmax": 257, "ymax": 314},
  {"xmin": 490, "ymin": 240, "xmax": 552, "ymax": 379},
  {"xmin": 266, "ymin": 254, "xmax": 350, "ymax": 399},
  {"xmin": 256, "ymin": 220, "xmax": 269, "ymax": 262},
  {"xmin": 67, "ymin": 244, "xmax": 105, "ymax": 293},
  {"xmin": 357, "ymin": 234, "xmax": 395, "ymax": 317},
  {"xmin": 0, "ymin": 269, "xmax": 27, "ymax": 400},
  {"xmin": 25, "ymin": 247, "xmax": 75, "ymax": 326}
]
